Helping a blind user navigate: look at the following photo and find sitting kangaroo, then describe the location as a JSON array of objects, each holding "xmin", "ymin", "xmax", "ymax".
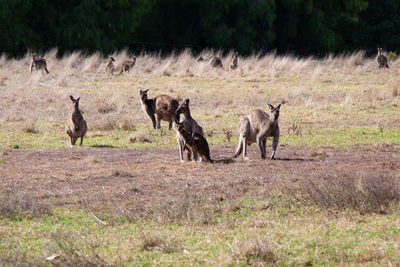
[
  {"xmin": 65, "ymin": 95, "xmax": 87, "ymax": 147},
  {"xmin": 376, "ymin": 48, "xmax": 389, "ymax": 68},
  {"xmin": 30, "ymin": 54, "xmax": 49, "ymax": 74},
  {"xmin": 175, "ymin": 98, "xmax": 204, "ymax": 162},
  {"xmin": 229, "ymin": 52, "xmax": 238, "ymax": 71},
  {"xmin": 119, "ymin": 56, "xmax": 137, "ymax": 74},
  {"xmin": 197, "ymin": 56, "xmax": 223, "ymax": 68},
  {"xmin": 139, "ymin": 88, "xmax": 179, "ymax": 130},
  {"xmin": 105, "ymin": 57, "xmax": 115, "ymax": 75},
  {"xmin": 233, "ymin": 102, "xmax": 282, "ymax": 160},
  {"xmin": 175, "ymin": 121, "xmax": 212, "ymax": 163}
]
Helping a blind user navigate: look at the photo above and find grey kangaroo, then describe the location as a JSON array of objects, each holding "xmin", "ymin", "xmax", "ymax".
[
  {"xmin": 30, "ymin": 54, "xmax": 49, "ymax": 74},
  {"xmin": 119, "ymin": 56, "xmax": 137, "ymax": 74},
  {"xmin": 139, "ymin": 88, "xmax": 179, "ymax": 130},
  {"xmin": 229, "ymin": 52, "xmax": 238, "ymax": 71},
  {"xmin": 233, "ymin": 102, "xmax": 282, "ymax": 160},
  {"xmin": 105, "ymin": 57, "xmax": 115, "ymax": 75},
  {"xmin": 197, "ymin": 56, "xmax": 223, "ymax": 68},
  {"xmin": 175, "ymin": 121, "xmax": 212, "ymax": 163},
  {"xmin": 376, "ymin": 48, "xmax": 389, "ymax": 68},
  {"xmin": 175, "ymin": 98, "xmax": 204, "ymax": 162},
  {"xmin": 65, "ymin": 95, "xmax": 87, "ymax": 147}
]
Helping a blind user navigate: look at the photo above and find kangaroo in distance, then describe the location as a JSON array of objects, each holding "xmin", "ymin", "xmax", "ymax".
[
  {"xmin": 175, "ymin": 98, "xmax": 204, "ymax": 162},
  {"xmin": 65, "ymin": 95, "xmax": 87, "ymax": 147},
  {"xmin": 175, "ymin": 121, "xmax": 213, "ymax": 163},
  {"xmin": 233, "ymin": 103, "xmax": 282, "ymax": 160},
  {"xmin": 229, "ymin": 52, "xmax": 238, "ymax": 71},
  {"xmin": 30, "ymin": 54, "xmax": 49, "ymax": 74},
  {"xmin": 105, "ymin": 57, "xmax": 115, "ymax": 75},
  {"xmin": 376, "ymin": 48, "xmax": 389, "ymax": 68},
  {"xmin": 197, "ymin": 56, "xmax": 223, "ymax": 68},
  {"xmin": 139, "ymin": 88, "xmax": 179, "ymax": 130},
  {"xmin": 119, "ymin": 56, "xmax": 137, "ymax": 74}
]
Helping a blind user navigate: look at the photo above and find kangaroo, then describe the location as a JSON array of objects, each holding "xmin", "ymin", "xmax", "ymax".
[
  {"xmin": 175, "ymin": 98, "xmax": 204, "ymax": 162},
  {"xmin": 105, "ymin": 57, "xmax": 115, "ymax": 75},
  {"xmin": 376, "ymin": 48, "xmax": 389, "ymax": 68},
  {"xmin": 229, "ymin": 52, "xmax": 238, "ymax": 71},
  {"xmin": 65, "ymin": 95, "xmax": 87, "ymax": 147},
  {"xmin": 233, "ymin": 103, "xmax": 282, "ymax": 160},
  {"xmin": 139, "ymin": 88, "xmax": 179, "ymax": 130},
  {"xmin": 175, "ymin": 121, "xmax": 212, "ymax": 163},
  {"xmin": 119, "ymin": 56, "xmax": 137, "ymax": 74},
  {"xmin": 197, "ymin": 56, "xmax": 223, "ymax": 68},
  {"xmin": 30, "ymin": 54, "xmax": 49, "ymax": 74}
]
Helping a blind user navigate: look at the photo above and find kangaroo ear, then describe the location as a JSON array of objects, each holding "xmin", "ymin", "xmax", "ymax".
[
  {"xmin": 70, "ymin": 95, "xmax": 75, "ymax": 101},
  {"xmin": 77, "ymin": 97, "xmax": 80, "ymax": 101},
  {"xmin": 267, "ymin": 103, "xmax": 274, "ymax": 110},
  {"xmin": 111, "ymin": 57, "xmax": 115, "ymax": 61},
  {"xmin": 185, "ymin": 98, "xmax": 190, "ymax": 104},
  {"xmin": 276, "ymin": 103, "xmax": 282, "ymax": 110},
  {"xmin": 145, "ymin": 88, "xmax": 150, "ymax": 93}
]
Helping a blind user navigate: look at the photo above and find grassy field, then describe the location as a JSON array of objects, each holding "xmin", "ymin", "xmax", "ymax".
[{"xmin": 0, "ymin": 49, "xmax": 400, "ymax": 265}]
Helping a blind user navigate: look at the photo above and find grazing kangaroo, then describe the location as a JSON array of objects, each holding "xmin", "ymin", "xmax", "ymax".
[
  {"xmin": 376, "ymin": 48, "xmax": 389, "ymax": 68},
  {"xmin": 175, "ymin": 121, "xmax": 212, "ymax": 163},
  {"xmin": 65, "ymin": 95, "xmax": 87, "ymax": 147},
  {"xmin": 233, "ymin": 103, "xmax": 282, "ymax": 160},
  {"xmin": 175, "ymin": 98, "xmax": 204, "ymax": 162},
  {"xmin": 197, "ymin": 56, "xmax": 224, "ymax": 68},
  {"xmin": 30, "ymin": 55, "xmax": 49, "ymax": 74},
  {"xmin": 119, "ymin": 56, "xmax": 137, "ymax": 74},
  {"xmin": 229, "ymin": 52, "xmax": 238, "ymax": 71},
  {"xmin": 139, "ymin": 88, "xmax": 179, "ymax": 130},
  {"xmin": 105, "ymin": 57, "xmax": 115, "ymax": 75}
]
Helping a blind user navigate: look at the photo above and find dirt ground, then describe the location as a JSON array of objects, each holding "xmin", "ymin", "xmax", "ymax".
[{"xmin": 1, "ymin": 145, "xmax": 399, "ymax": 213}]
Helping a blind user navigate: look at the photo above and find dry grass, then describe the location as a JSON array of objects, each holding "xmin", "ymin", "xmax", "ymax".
[
  {"xmin": 301, "ymin": 174, "xmax": 400, "ymax": 215},
  {"xmin": 232, "ymin": 236, "xmax": 277, "ymax": 264},
  {"xmin": 0, "ymin": 192, "xmax": 52, "ymax": 219}
]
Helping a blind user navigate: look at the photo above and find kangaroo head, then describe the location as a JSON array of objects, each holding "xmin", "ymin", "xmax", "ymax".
[
  {"xmin": 70, "ymin": 95, "xmax": 80, "ymax": 109},
  {"xmin": 267, "ymin": 103, "xmax": 281, "ymax": 120},
  {"xmin": 233, "ymin": 52, "xmax": 238, "ymax": 59},
  {"xmin": 377, "ymin": 48, "xmax": 382, "ymax": 54},
  {"xmin": 197, "ymin": 56, "xmax": 204, "ymax": 62},
  {"xmin": 139, "ymin": 88, "xmax": 149, "ymax": 101},
  {"xmin": 176, "ymin": 98, "xmax": 190, "ymax": 115},
  {"xmin": 133, "ymin": 55, "xmax": 137, "ymax": 61}
]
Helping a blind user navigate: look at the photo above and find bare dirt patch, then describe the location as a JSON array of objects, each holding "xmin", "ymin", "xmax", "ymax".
[{"xmin": 0, "ymin": 146, "xmax": 399, "ymax": 213}]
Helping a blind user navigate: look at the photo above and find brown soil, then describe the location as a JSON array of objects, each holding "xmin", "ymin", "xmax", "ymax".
[{"xmin": 1, "ymin": 145, "xmax": 399, "ymax": 212}]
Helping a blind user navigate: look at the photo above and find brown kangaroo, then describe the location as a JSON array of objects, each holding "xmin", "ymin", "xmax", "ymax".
[
  {"xmin": 376, "ymin": 48, "xmax": 389, "ymax": 68},
  {"xmin": 105, "ymin": 57, "xmax": 115, "ymax": 75},
  {"xmin": 139, "ymin": 88, "xmax": 179, "ymax": 130},
  {"xmin": 30, "ymin": 55, "xmax": 49, "ymax": 74},
  {"xmin": 65, "ymin": 95, "xmax": 87, "ymax": 147},
  {"xmin": 175, "ymin": 121, "xmax": 212, "ymax": 163},
  {"xmin": 197, "ymin": 56, "xmax": 223, "ymax": 68},
  {"xmin": 229, "ymin": 52, "xmax": 238, "ymax": 71},
  {"xmin": 119, "ymin": 56, "xmax": 137, "ymax": 74},
  {"xmin": 175, "ymin": 98, "xmax": 204, "ymax": 162},
  {"xmin": 233, "ymin": 103, "xmax": 282, "ymax": 160}
]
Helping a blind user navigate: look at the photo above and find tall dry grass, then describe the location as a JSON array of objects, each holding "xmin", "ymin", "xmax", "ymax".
[{"xmin": 0, "ymin": 48, "xmax": 398, "ymax": 128}]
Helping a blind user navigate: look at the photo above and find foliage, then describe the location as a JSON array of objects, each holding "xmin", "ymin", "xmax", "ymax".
[{"xmin": 0, "ymin": 0, "xmax": 399, "ymax": 57}]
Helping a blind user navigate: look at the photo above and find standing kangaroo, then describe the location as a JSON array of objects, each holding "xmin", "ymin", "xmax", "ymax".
[
  {"xmin": 139, "ymin": 88, "xmax": 179, "ymax": 130},
  {"xmin": 233, "ymin": 103, "xmax": 282, "ymax": 160},
  {"xmin": 119, "ymin": 56, "xmax": 137, "ymax": 74},
  {"xmin": 105, "ymin": 57, "xmax": 115, "ymax": 75},
  {"xmin": 175, "ymin": 121, "xmax": 212, "ymax": 163},
  {"xmin": 30, "ymin": 54, "xmax": 49, "ymax": 74},
  {"xmin": 376, "ymin": 48, "xmax": 389, "ymax": 68},
  {"xmin": 65, "ymin": 95, "xmax": 87, "ymax": 147},
  {"xmin": 175, "ymin": 98, "xmax": 204, "ymax": 162},
  {"xmin": 229, "ymin": 52, "xmax": 238, "ymax": 71},
  {"xmin": 197, "ymin": 56, "xmax": 224, "ymax": 69}
]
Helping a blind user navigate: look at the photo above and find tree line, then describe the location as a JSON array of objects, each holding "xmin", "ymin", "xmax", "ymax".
[{"xmin": 0, "ymin": 0, "xmax": 399, "ymax": 57}]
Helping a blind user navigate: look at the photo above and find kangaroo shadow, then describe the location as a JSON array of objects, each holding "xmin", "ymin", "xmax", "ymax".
[
  {"xmin": 89, "ymin": 144, "xmax": 116, "ymax": 148},
  {"xmin": 275, "ymin": 157, "xmax": 315, "ymax": 162}
]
